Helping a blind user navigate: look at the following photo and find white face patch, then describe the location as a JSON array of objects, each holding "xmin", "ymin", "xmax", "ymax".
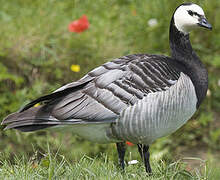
[{"xmin": 174, "ymin": 4, "xmax": 205, "ymax": 34}]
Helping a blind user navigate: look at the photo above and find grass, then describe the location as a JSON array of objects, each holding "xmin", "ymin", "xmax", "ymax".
[
  {"xmin": 0, "ymin": 0, "xmax": 220, "ymax": 179},
  {"xmin": 0, "ymin": 151, "xmax": 219, "ymax": 180},
  {"xmin": 0, "ymin": 143, "xmax": 220, "ymax": 180}
]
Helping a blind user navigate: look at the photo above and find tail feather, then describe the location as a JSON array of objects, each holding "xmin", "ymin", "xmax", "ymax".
[
  {"xmin": 1, "ymin": 105, "xmax": 99, "ymax": 132},
  {"xmin": 19, "ymin": 77, "xmax": 93, "ymax": 112},
  {"xmin": 14, "ymin": 124, "xmax": 57, "ymax": 132},
  {"xmin": 1, "ymin": 105, "xmax": 60, "ymax": 132},
  {"xmin": 1, "ymin": 77, "xmax": 94, "ymax": 132},
  {"xmin": 4, "ymin": 119, "xmax": 61, "ymax": 130},
  {"xmin": 2, "ymin": 106, "xmax": 52, "ymax": 124}
]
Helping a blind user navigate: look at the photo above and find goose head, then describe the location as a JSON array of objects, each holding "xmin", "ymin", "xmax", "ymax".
[{"xmin": 173, "ymin": 3, "xmax": 212, "ymax": 34}]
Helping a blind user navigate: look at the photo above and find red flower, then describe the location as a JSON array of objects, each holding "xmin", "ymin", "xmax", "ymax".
[
  {"xmin": 68, "ymin": 15, "xmax": 90, "ymax": 33},
  {"xmin": 126, "ymin": 141, "xmax": 134, "ymax": 146}
]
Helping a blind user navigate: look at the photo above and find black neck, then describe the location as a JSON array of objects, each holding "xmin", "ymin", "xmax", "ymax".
[
  {"xmin": 169, "ymin": 17, "xmax": 208, "ymax": 108},
  {"xmin": 169, "ymin": 17, "xmax": 194, "ymax": 61}
]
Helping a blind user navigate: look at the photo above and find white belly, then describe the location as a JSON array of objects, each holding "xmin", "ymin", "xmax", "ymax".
[
  {"xmin": 112, "ymin": 73, "xmax": 197, "ymax": 144},
  {"xmin": 51, "ymin": 123, "xmax": 117, "ymax": 143}
]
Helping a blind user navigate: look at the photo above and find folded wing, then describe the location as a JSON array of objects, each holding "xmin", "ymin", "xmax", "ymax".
[{"xmin": 2, "ymin": 54, "xmax": 181, "ymax": 132}]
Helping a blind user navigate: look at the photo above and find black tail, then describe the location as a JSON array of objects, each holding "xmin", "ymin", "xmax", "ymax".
[
  {"xmin": 2, "ymin": 105, "xmax": 88, "ymax": 132},
  {"xmin": 2, "ymin": 77, "xmax": 93, "ymax": 132},
  {"xmin": 1, "ymin": 105, "xmax": 60, "ymax": 132}
]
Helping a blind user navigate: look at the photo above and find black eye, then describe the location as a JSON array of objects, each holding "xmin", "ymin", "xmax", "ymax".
[{"xmin": 187, "ymin": 10, "xmax": 193, "ymax": 16}]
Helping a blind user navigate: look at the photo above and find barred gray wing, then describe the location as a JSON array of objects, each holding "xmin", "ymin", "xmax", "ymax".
[
  {"xmin": 2, "ymin": 54, "xmax": 181, "ymax": 131},
  {"xmin": 50, "ymin": 54, "xmax": 181, "ymax": 121}
]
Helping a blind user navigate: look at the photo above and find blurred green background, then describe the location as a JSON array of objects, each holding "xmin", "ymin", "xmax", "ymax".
[{"xmin": 0, "ymin": 0, "xmax": 219, "ymax": 176}]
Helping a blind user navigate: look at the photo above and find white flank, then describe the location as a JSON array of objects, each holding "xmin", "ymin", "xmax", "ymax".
[{"xmin": 114, "ymin": 73, "xmax": 197, "ymax": 144}]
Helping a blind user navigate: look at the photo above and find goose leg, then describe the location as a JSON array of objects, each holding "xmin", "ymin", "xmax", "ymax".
[
  {"xmin": 137, "ymin": 144, "xmax": 152, "ymax": 174},
  {"xmin": 116, "ymin": 142, "xmax": 126, "ymax": 170}
]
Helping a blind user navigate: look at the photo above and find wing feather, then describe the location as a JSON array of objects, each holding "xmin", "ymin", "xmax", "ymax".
[{"xmin": 2, "ymin": 54, "xmax": 181, "ymax": 132}]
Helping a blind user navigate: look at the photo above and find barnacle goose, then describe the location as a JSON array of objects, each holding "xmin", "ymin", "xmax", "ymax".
[{"xmin": 2, "ymin": 3, "xmax": 212, "ymax": 173}]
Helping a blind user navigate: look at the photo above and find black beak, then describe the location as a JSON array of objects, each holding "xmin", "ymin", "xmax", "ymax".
[{"xmin": 198, "ymin": 17, "xmax": 212, "ymax": 30}]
